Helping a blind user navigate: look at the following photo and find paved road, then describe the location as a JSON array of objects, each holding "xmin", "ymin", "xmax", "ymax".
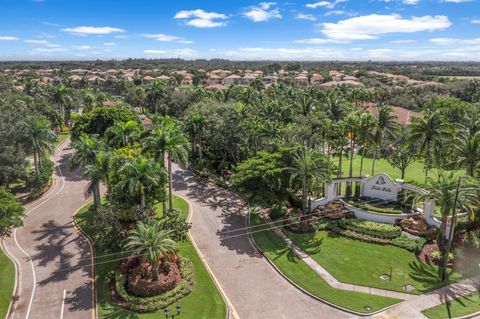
[
  {"xmin": 2, "ymin": 140, "xmax": 95, "ymax": 319},
  {"xmin": 172, "ymin": 163, "xmax": 354, "ymax": 319}
]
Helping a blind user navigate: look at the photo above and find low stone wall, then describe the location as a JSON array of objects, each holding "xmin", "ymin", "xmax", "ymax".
[{"xmin": 340, "ymin": 199, "xmax": 419, "ymax": 224}]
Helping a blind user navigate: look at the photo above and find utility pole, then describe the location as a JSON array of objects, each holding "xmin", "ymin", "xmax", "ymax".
[{"xmin": 442, "ymin": 177, "xmax": 462, "ymax": 282}]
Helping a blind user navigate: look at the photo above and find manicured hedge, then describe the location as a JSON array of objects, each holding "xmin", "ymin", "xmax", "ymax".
[
  {"xmin": 327, "ymin": 221, "xmax": 426, "ymax": 252},
  {"xmin": 337, "ymin": 219, "xmax": 402, "ymax": 239},
  {"xmin": 115, "ymin": 259, "xmax": 194, "ymax": 313},
  {"xmin": 345, "ymin": 198, "xmax": 405, "ymax": 215}
]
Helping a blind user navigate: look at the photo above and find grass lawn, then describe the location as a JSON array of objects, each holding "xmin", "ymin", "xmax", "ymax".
[
  {"xmin": 76, "ymin": 196, "xmax": 226, "ymax": 319},
  {"xmin": 54, "ymin": 133, "xmax": 70, "ymax": 148},
  {"xmin": 286, "ymin": 230, "xmax": 476, "ymax": 295},
  {"xmin": 250, "ymin": 214, "xmax": 401, "ymax": 314},
  {"xmin": 332, "ymin": 155, "xmax": 465, "ymax": 186},
  {"xmin": 422, "ymin": 292, "xmax": 480, "ymax": 319},
  {"xmin": 0, "ymin": 247, "xmax": 14, "ymax": 318}
]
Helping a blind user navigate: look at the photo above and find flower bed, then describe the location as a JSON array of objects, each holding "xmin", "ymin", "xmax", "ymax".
[
  {"xmin": 337, "ymin": 219, "xmax": 402, "ymax": 239},
  {"xmin": 345, "ymin": 197, "xmax": 411, "ymax": 215},
  {"xmin": 115, "ymin": 258, "xmax": 194, "ymax": 313}
]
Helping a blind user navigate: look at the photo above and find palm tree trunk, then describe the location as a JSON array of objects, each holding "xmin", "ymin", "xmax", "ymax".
[
  {"xmin": 168, "ymin": 153, "xmax": 173, "ymax": 211},
  {"xmin": 93, "ymin": 183, "xmax": 101, "ymax": 209},
  {"xmin": 371, "ymin": 149, "xmax": 377, "ymax": 175},
  {"xmin": 140, "ymin": 186, "xmax": 146, "ymax": 209},
  {"xmin": 152, "ymin": 260, "xmax": 159, "ymax": 281},
  {"xmin": 348, "ymin": 136, "xmax": 354, "ymax": 196},
  {"xmin": 338, "ymin": 147, "xmax": 343, "ymax": 195},
  {"xmin": 360, "ymin": 144, "xmax": 366, "ymax": 176},
  {"xmin": 33, "ymin": 151, "xmax": 39, "ymax": 175}
]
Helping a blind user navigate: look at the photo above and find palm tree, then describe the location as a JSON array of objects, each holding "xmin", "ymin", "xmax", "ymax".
[
  {"xmin": 146, "ymin": 80, "xmax": 168, "ymax": 114},
  {"xmin": 143, "ymin": 117, "xmax": 189, "ymax": 212},
  {"xmin": 322, "ymin": 92, "xmax": 345, "ymax": 122},
  {"xmin": 287, "ymin": 147, "xmax": 331, "ymax": 214},
  {"xmin": 184, "ymin": 112, "xmax": 206, "ymax": 159},
  {"xmin": 416, "ymin": 172, "xmax": 479, "ymax": 240},
  {"xmin": 371, "ymin": 105, "xmax": 398, "ymax": 175},
  {"xmin": 357, "ymin": 112, "xmax": 376, "ymax": 176},
  {"xmin": 71, "ymin": 134, "xmax": 102, "ymax": 169},
  {"xmin": 124, "ymin": 220, "xmax": 177, "ymax": 281},
  {"xmin": 106, "ymin": 120, "xmax": 141, "ymax": 149},
  {"xmin": 50, "ymin": 84, "xmax": 73, "ymax": 126},
  {"xmin": 455, "ymin": 132, "xmax": 480, "ymax": 177},
  {"xmin": 25, "ymin": 118, "xmax": 56, "ymax": 175},
  {"xmin": 344, "ymin": 111, "xmax": 360, "ymax": 196},
  {"xmin": 408, "ymin": 112, "xmax": 452, "ymax": 182},
  {"xmin": 119, "ymin": 157, "xmax": 165, "ymax": 209}
]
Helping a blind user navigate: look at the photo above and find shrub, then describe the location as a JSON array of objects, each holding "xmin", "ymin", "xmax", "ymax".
[
  {"xmin": 337, "ymin": 219, "xmax": 402, "ymax": 239},
  {"xmin": 327, "ymin": 221, "xmax": 421, "ymax": 252},
  {"xmin": 270, "ymin": 203, "xmax": 288, "ymax": 220},
  {"xmin": 27, "ymin": 158, "xmax": 54, "ymax": 198},
  {"xmin": 115, "ymin": 259, "xmax": 194, "ymax": 313}
]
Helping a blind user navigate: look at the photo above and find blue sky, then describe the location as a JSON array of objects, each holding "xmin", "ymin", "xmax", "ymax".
[{"xmin": 0, "ymin": 0, "xmax": 479, "ymax": 61}]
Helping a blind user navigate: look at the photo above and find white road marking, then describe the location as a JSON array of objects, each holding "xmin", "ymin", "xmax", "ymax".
[
  {"xmin": 60, "ymin": 289, "xmax": 66, "ymax": 319},
  {"xmin": 11, "ymin": 139, "xmax": 68, "ymax": 319}
]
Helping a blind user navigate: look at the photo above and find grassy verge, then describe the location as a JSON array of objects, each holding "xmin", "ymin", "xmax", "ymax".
[
  {"xmin": 250, "ymin": 214, "xmax": 401, "ymax": 314},
  {"xmin": 0, "ymin": 247, "xmax": 14, "ymax": 318},
  {"xmin": 285, "ymin": 229, "xmax": 475, "ymax": 294},
  {"xmin": 76, "ymin": 196, "xmax": 226, "ymax": 319},
  {"xmin": 422, "ymin": 292, "xmax": 480, "ymax": 319},
  {"xmin": 55, "ymin": 133, "xmax": 70, "ymax": 148},
  {"xmin": 332, "ymin": 155, "xmax": 465, "ymax": 186}
]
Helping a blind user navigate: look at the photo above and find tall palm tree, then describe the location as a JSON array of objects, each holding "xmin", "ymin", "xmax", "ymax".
[
  {"xmin": 455, "ymin": 132, "xmax": 480, "ymax": 177},
  {"xmin": 146, "ymin": 80, "xmax": 168, "ymax": 114},
  {"xmin": 25, "ymin": 118, "xmax": 56, "ymax": 175},
  {"xmin": 124, "ymin": 221, "xmax": 177, "ymax": 282},
  {"xmin": 357, "ymin": 112, "xmax": 376, "ymax": 176},
  {"xmin": 50, "ymin": 83, "xmax": 73, "ymax": 126},
  {"xmin": 119, "ymin": 157, "xmax": 165, "ymax": 209},
  {"xmin": 416, "ymin": 172, "xmax": 479, "ymax": 240},
  {"xmin": 105, "ymin": 120, "xmax": 141, "ymax": 149},
  {"xmin": 371, "ymin": 105, "xmax": 398, "ymax": 175},
  {"xmin": 344, "ymin": 111, "xmax": 360, "ymax": 196},
  {"xmin": 143, "ymin": 117, "xmax": 189, "ymax": 212},
  {"xmin": 408, "ymin": 112, "xmax": 452, "ymax": 182},
  {"xmin": 71, "ymin": 133, "xmax": 102, "ymax": 170},
  {"xmin": 184, "ymin": 112, "xmax": 206, "ymax": 159},
  {"xmin": 322, "ymin": 92, "xmax": 345, "ymax": 122},
  {"xmin": 287, "ymin": 147, "xmax": 331, "ymax": 214}
]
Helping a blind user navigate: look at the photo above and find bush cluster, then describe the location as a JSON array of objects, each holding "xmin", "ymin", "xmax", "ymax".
[
  {"xmin": 327, "ymin": 221, "xmax": 427, "ymax": 253},
  {"xmin": 27, "ymin": 158, "xmax": 54, "ymax": 198},
  {"xmin": 337, "ymin": 219, "xmax": 402, "ymax": 239},
  {"xmin": 115, "ymin": 259, "xmax": 194, "ymax": 313}
]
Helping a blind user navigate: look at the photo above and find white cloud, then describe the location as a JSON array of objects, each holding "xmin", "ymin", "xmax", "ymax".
[
  {"xmin": 293, "ymin": 38, "xmax": 343, "ymax": 44},
  {"xmin": 174, "ymin": 9, "xmax": 227, "ymax": 28},
  {"xmin": 403, "ymin": 0, "xmax": 419, "ymax": 4},
  {"xmin": 321, "ymin": 14, "xmax": 451, "ymax": 41},
  {"xmin": 429, "ymin": 37, "xmax": 480, "ymax": 45},
  {"xmin": 244, "ymin": 2, "xmax": 282, "ymax": 22},
  {"xmin": 144, "ymin": 48, "xmax": 199, "ymax": 59},
  {"xmin": 296, "ymin": 13, "xmax": 316, "ymax": 21},
  {"xmin": 325, "ymin": 10, "xmax": 346, "ymax": 15},
  {"xmin": 25, "ymin": 39, "xmax": 49, "ymax": 44},
  {"xmin": 143, "ymin": 34, "xmax": 180, "ymax": 42},
  {"xmin": 72, "ymin": 45, "xmax": 91, "ymax": 50},
  {"xmin": 444, "ymin": 0, "xmax": 472, "ymax": 2},
  {"xmin": 33, "ymin": 47, "xmax": 67, "ymax": 52},
  {"xmin": 177, "ymin": 40, "xmax": 194, "ymax": 44},
  {"xmin": 103, "ymin": 42, "xmax": 115, "ymax": 46},
  {"xmin": 0, "ymin": 36, "xmax": 19, "ymax": 40},
  {"xmin": 472, "ymin": 19, "xmax": 480, "ymax": 24},
  {"xmin": 391, "ymin": 39, "xmax": 416, "ymax": 43},
  {"xmin": 61, "ymin": 26, "xmax": 125, "ymax": 35},
  {"xmin": 306, "ymin": 0, "xmax": 346, "ymax": 9}
]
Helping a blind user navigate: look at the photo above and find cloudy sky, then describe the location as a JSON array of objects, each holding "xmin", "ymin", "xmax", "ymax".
[{"xmin": 0, "ymin": 0, "xmax": 479, "ymax": 61}]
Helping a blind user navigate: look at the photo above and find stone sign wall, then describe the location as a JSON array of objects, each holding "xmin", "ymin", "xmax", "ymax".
[{"xmin": 361, "ymin": 174, "xmax": 401, "ymax": 201}]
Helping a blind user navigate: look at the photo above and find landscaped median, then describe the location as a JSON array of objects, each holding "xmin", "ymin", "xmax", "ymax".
[
  {"xmin": 422, "ymin": 292, "xmax": 480, "ymax": 319},
  {"xmin": 249, "ymin": 214, "xmax": 402, "ymax": 314},
  {"xmin": 75, "ymin": 196, "xmax": 226, "ymax": 319}
]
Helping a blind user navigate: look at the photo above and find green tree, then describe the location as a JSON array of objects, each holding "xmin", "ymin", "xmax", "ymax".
[
  {"xmin": 0, "ymin": 187, "xmax": 24, "ymax": 236},
  {"xmin": 50, "ymin": 83, "xmax": 73, "ymax": 126},
  {"xmin": 371, "ymin": 105, "xmax": 398, "ymax": 175},
  {"xmin": 357, "ymin": 112, "xmax": 376, "ymax": 176},
  {"xmin": 25, "ymin": 118, "xmax": 56, "ymax": 175},
  {"xmin": 408, "ymin": 112, "xmax": 452, "ymax": 182},
  {"xmin": 286, "ymin": 147, "xmax": 331, "ymax": 213},
  {"xmin": 124, "ymin": 220, "xmax": 177, "ymax": 281},
  {"xmin": 105, "ymin": 120, "xmax": 141, "ymax": 149},
  {"xmin": 455, "ymin": 132, "xmax": 480, "ymax": 177}
]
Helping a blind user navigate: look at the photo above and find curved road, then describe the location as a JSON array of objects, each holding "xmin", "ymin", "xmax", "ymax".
[
  {"xmin": 2, "ymin": 140, "xmax": 95, "ymax": 319},
  {"xmin": 172, "ymin": 163, "xmax": 354, "ymax": 319}
]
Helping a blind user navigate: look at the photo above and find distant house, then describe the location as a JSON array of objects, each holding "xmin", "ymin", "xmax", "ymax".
[
  {"xmin": 156, "ymin": 75, "xmax": 171, "ymax": 81},
  {"xmin": 143, "ymin": 75, "xmax": 156, "ymax": 82},
  {"xmin": 294, "ymin": 75, "xmax": 309, "ymax": 85},
  {"xmin": 363, "ymin": 104, "xmax": 421, "ymax": 126},
  {"xmin": 311, "ymin": 73, "xmax": 324, "ymax": 84},
  {"xmin": 207, "ymin": 74, "xmax": 224, "ymax": 85},
  {"xmin": 224, "ymin": 74, "xmax": 242, "ymax": 85},
  {"xmin": 319, "ymin": 80, "xmax": 362, "ymax": 88},
  {"xmin": 242, "ymin": 74, "xmax": 258, "ymax": 85},
  {"xmin": 263, "ymin": 75, "xmax": 277, "ymax": 85}
]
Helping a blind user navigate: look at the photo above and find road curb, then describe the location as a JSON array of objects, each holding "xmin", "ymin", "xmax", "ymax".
[
  {"xmin": 175, "ymin": 193, "xmax": 239, "ymax": 319},
  {"xmin": 72, "ymin": 202, "xmax": 97, "ymax": 319}
]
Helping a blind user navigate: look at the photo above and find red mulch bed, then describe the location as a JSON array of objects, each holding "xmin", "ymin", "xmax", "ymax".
[{"xmin": 417, "ymin": 242, "xmax": 439, "ymax": 265}]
